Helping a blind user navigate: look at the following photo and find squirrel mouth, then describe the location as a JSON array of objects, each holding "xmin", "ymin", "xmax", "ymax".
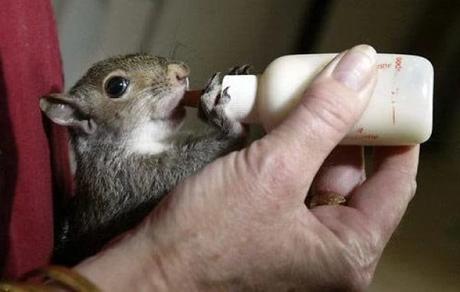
[
  {"xmin": 158, "ymin": 88, "xmax": 187, "ymax": 121},
  {"xmin": 169, "ymin": 86, "xmax": 188, "ymax": 120}
]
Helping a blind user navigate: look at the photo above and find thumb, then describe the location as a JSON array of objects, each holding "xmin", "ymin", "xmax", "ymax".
[{"xmin": 244, "ymin": 45, "xmax": 377, "ymax": 200}]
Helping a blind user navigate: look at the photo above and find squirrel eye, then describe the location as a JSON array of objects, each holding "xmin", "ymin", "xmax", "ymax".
[{"xmin": 105, "ymin": 76, "xmax": 129, "ymax": 98}]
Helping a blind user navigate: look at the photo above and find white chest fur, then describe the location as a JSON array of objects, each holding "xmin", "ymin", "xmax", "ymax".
[{"xmin": 126, "ymin": 121, "xmax": 175, "ymax": 155}]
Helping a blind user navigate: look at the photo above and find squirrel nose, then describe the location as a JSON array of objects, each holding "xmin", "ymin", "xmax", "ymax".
[{"xmin": 167, "ymin": 63, "xmax": 190, "ymax": 87}]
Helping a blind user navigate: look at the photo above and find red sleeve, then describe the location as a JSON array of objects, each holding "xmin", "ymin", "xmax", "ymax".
[{"xmin": 0, "ymin": 0, "xmax": 71, "ymax": 279}]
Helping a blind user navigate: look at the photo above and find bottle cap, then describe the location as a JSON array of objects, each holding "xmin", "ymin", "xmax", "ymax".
[{"xmin": 221, "ymin": 75, "xmax": 259, "ymax": 123}]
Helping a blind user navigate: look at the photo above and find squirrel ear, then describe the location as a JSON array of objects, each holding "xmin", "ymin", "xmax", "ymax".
[{"xmin": 40, "ymin": 94, "xmax": 97, "ymax": 134}]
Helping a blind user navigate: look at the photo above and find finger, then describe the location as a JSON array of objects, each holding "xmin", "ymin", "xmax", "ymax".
[
  {"xmin": 311, "ymin": 146, "xmax": 365, "ymax": 199},
  {"xmin": 247, "ymin": 45, "xmax": 377, "ymax": 198},
  {"xmin": 347, "ymin": 145, "xmax": 419, "ymax": 241}
]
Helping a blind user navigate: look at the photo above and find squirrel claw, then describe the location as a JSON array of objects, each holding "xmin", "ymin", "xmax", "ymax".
[
  {"xmin": 219, "ymin": 87, "xmax": 231, "ymax": 105},
  {"xmin": 199, "ymin": 72, "xmax": 245, "ymax": 137},
  {"xmin": 228, "ymin": 64, "xmax": 252, "ymax": 75}
]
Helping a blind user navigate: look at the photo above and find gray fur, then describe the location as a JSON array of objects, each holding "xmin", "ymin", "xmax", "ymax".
[{"xmin": 41, "ymin": 54, "xmax": 247, "ymax": 264}]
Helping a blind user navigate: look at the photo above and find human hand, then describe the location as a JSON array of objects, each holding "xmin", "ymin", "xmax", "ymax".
[{"xmin": 75, "ymin": 45, "xmax": 419, "ymax": 291}]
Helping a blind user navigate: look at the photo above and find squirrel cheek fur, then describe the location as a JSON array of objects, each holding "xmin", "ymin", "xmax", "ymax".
[{"xmin": 40, "ymin": 54, "xmax": 249, "ymax": 264}]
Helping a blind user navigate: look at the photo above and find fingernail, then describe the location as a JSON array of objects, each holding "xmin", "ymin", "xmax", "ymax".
[{"xmin": 332, "ymin": 45, "xmax": 376, "ymax": 91}]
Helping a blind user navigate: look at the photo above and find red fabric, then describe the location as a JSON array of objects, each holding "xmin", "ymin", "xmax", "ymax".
[{"xmin": 0, "ymin": 0, "xmax": 71, "ymax": 279}]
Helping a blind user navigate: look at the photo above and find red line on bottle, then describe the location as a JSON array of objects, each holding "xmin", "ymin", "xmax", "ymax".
[
  {"xmin": 392, "ymin": 106, "xmax": 396, "ymax": 125},
  {"xmin": 395, "ymin": 56, "xmax": 402, "ymax": 72}
]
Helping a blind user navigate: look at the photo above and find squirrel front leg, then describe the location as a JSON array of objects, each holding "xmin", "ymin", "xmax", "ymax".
[
  {"xmin": 199, "ymin": 65, "xmax": 251, "ymax": 138},
  {"xmin": 148, "ymin": 68, "xmax": 253, "ymax": 186},
  {"xmin": 157, "ymin": 73, "xmax": 250, "ymax": 184}
]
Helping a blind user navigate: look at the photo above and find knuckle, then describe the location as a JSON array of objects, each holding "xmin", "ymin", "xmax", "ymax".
[
  {"xmin": 243, "ymin": 140, "xmax": 296, "ymax": 195},
  {"xmin": 344, "ymin": 270, "xmax": 373, "ymax": 292},
  {"xmin": 300, "ymin": 82, "xmax": 356, "ymax": 136},
  {"xmin": 346, "ymin": 228, "xmax": 381, "ymax": 266},
  {"xmin": 337, "ymin": 219, "xmax": 381, "ymax": 290},
  {"xmin": 385, "ymin": 168, "xmax": 418, "ymax": 201},
  {"xmin": 396, "ymin": 176, "xmax": 418, "ymax": 206},
  {"xmin": 341, "ymin": 250, "xmax": 376, "ymax": 291},
  {"xmin": 408, "ymin": 178, "xmax": 417, "ymax": 199}
]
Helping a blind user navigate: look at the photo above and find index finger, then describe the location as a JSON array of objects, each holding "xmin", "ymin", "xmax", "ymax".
[{"xmin": 347, "ymin": 145, "xmax": 419, "ymax": 241}]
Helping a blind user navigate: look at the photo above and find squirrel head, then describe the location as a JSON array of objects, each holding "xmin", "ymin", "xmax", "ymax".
[{"xmin": 40, "ymin": 54, "xmax": 190, "ymax": 150}]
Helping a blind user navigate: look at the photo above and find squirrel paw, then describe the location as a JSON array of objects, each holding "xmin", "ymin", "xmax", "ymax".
[{"xmin": 199, "ymin": 66, "xmax": 251, "ymax": 137}]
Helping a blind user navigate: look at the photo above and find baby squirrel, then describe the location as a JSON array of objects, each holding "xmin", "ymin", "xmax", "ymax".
[{"xmin": 40, "ymin": 54, "xmax": 249, "ymax": 264}]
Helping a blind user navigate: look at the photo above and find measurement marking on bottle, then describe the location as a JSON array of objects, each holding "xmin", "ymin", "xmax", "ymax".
[
  {"xmin": 377, "ymin": 63, "xmax": 392, "ymax": 70},
  {"xmin": 391, "ymin": 89, "xmax": 398, "ymax": 125},
  {"xmin": 392, "ymin": 104, "xmax": 396, "ymax": 125},
  {"xmin": 395, "ymin": 56, "xmax": 403, "ymax": 72},
  {"xmin": 391, "ymin": 57, "xmax": 402, "ymax": 125}
]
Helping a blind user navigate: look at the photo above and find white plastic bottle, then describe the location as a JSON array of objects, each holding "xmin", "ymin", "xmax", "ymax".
[{"xmin": 220, "ymin": 54, "xmax": 433, "ymax": 145}]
